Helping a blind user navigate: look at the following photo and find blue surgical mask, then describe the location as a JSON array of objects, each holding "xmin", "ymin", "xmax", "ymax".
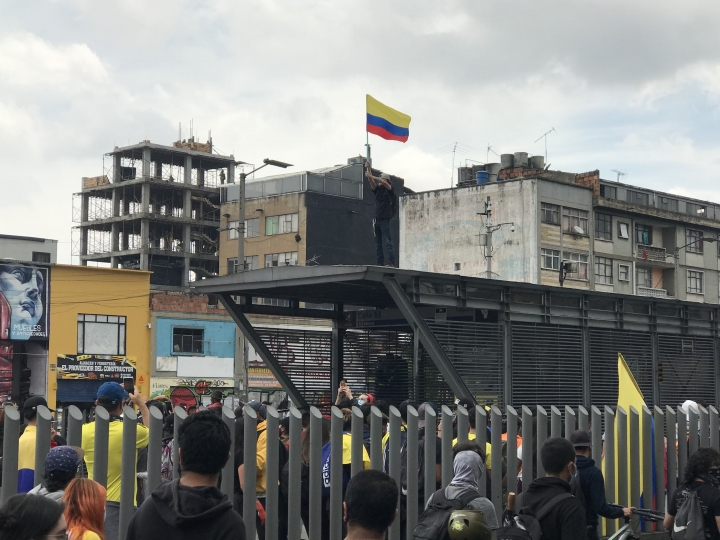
[{"xmin": 357, "ymin": 400, "xmax": 365, "ymax": 407}]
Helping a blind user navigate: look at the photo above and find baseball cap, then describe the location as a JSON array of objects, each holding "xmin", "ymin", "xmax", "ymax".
[
  {"xmin": 96, "ymin": 382, "xmax": 129, "ymax": 405},
  {"xmin": 45, "ymin": 446, "xmax": 80, "ymax": 476},
  {"xmin": 210, "ymin": 390, "xmax": 223, "ymax": 401},
  {"xmin": 453, "ymin": 398, "xmax": 474, "ymax": 410},
  {"xmin": 418, "ymin": 402, "xmax": 438, "ymax": 429},
  {"xmin": 23, "ymin": 396, "xmax": 54, "ymax": 413},
  {"xmin": 569, "ymin": 430, "xmax": 592, "ymax": 448},
  {"xmin": 380, "ymin": 173, "xmax": 391, "ymax": 180},
  {"xmin": 247, "ymin": 400, "xmax": 267, "ymax": 420}
]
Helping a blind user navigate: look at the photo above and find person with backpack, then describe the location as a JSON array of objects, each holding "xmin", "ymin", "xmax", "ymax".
[
  {"xmin": 364, "ymin": 163, "xmax": 398, "ymax": 267},
  {"xmin": 568, "ymin": 430, "xmax": 631, "ymax": 540},
  {"xmin": 413, "ymin": 441, "xmax": 498, "ymax": 539},
  {"xmin": 665, "ymin": 447, "xmax": 720, "ymax": 539},
  {"xmin": 505, "ymin": 437, "xmax": 586, "ymax": 540}
]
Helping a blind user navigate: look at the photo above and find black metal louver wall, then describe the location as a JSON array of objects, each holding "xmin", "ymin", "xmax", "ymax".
[
  {"xmin": 659, "ymin": 335, "xmax": 715, "ymax": 407},
  {"xmin": 589, "ymin": 328, "xmax": 653, "ymax": 405},
  {"xmin": 511, "ymin": 323, "xmax": 584, "ymax": 408}
]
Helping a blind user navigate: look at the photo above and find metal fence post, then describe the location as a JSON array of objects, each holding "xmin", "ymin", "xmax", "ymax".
[
  {"xmin": 591, "ymin": 406, "xmax": 602, "ymax": 464},
  {"xmin": 243, "ymin": 405, "xmax": 257, "ymax": 540},
  {"xmin": 564, "ymin": 405, "xmax": 576, "ymax": 439},
  {"xmin": 678, "ymin": 405, "xmax": 688, "ymax": 479},
  {"xmin": 92, "ymin": 406, "xmax": 109, "ymax": 488},
  {"xmin": 456, "ymin": 406, "xmax": 469, "ymax": 445},
  {"xmin": 521, "ymin": 406, "xmax": 533, "ymax": 484},
  {"xmin": 388, "ymin": 406, "xmax": 401, "ymax": 540},
  {"xmin": 146, "ymin": 405, "xmax": 163, "ymax": 494},
  {"xmin": 699, "ymin": 405, "xmax": 710, "ymax": 448},
  {"xmin": 653, "ymin": 406, "xmax": 666, "ymax": 516},
  {"xmin": 550, "ymin": 406, "xmax": 562, "ymax": 439},
  {"xmin": 578, "ymin": 405, "xmax": 589, "ymax": 433},
  {"xmin": 667, "ymin": 406, "xmax": 678, "ymax": 503},
  {"xmin": 406, "ymin": 406, "xmax": 419, "ymax": 539},
  {"xmin": 329, "ymin": 407, "xmax": 343, "ymax": 540},
  {"xmin": 711, "ymin": 406, "xmax": 720, "ymax": 451},
  {"xmin": 172, "ymin": 406, "xmax": 187, "ymax": 481},
  {"xmin": 441, "ymin": 406, "xmax": 452, "ymax": 488},
  {"xmin": 506, "ymin": 405, "xmax": 518, "ymax": 495},
  {"xmin": 536, "ymin": 405, "xmax": 548, "ymax": 479},
  {"xmin": 118, "ymin": 406, "xmax": 138, "ymax": 540},
  {"xmin": 642, "ymin": 406, "xmax": 653, "ymax": 532},
  {"xmin": 617, "ymin": 406, "xmax": 628, "ymax": 508},
  {"xmin": 66, "ymin": 405, "xmax": 83, "ymax": 447},
  {"xmin": 490, "ymin": 405, "xmax": 502, "ymax": 519},
  {"xmin": 475, "ymin": 406, "xmax": 487, "ymax": 496},
  {"xmin": 221, "ymin": 406, "xmax": 235, "ymax": 501},
  {"xmin": 604, "ymin": 406, "xmax": 616, "ymax": 536},
  {"xmin": 265, "ymin": 406, "xmax": 280, "ymax": 540},
  {"xmin": 34, "ymin": 405, "xmax": 52, "ymax": 488},
  {"xmin": 689, "ymin": 406, "xmax": 699, "ymax": 455},
  {"xmin": 351, "ymin": 406, "xmax": 363, "ymax": 477},
  {"xmin": 308, "ymin": 407, "xmax": 323, "ymax": 540},
  {"xmin": 1, "ymin": 405, "xmax": 20, "ymax": 503},
  {"xmin": 286, "ymin": 407, "xmax": 300, "ymax": 540},
  {"xmin": 629, "ymin": 407, "xmax": 640, "ymax": 525},
  {"xmin": 424, "ymin": 405, "xmax": 437, "ymax": 506},
  {"xmin": 370, "ymin": 406, "xmax": 383, "ymax": 471}
]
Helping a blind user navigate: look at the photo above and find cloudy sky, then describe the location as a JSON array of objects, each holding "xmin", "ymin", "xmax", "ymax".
[{"xmin": 3, "ymin": 1, "xmax": 720, "ymax": 263}]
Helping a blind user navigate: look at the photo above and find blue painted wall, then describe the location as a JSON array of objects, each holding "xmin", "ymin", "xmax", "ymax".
[{"xmin": 155, "ymin": 317, "xmax": 236, "ymax": 358}]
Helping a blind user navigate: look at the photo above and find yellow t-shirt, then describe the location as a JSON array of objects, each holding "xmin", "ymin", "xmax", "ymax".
[
  {"xmin": 70, "ymin": 530, "xmax": 101, "ymax": 540},
  {"xmin": 82, "ymin": 420, "xmax": 149, "ymax": 503},
  {"xmin": 451, "ymin": 433, "xmax": 493, "ymax": 469},
  {"xmin": 341, "ymin": 433, "xmax": 370, "ymax": 469}
]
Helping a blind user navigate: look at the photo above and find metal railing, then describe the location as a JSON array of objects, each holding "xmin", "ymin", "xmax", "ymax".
[
  {"xmin": 1, "ymin": 402, "xmax": 713, "ymax": 539},
  {"xmin": 636, "ymin": 244, "xmax": 666, "ymax": 262}
]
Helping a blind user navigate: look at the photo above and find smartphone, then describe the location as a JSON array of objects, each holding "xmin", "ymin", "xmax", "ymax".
[
  {"xmin": 123, "ymin": 377, "xmax": 135, "ymax": 394},
  {"xmin": 340, "ymin": 380, "xmax": 347, "ymax": 387}
]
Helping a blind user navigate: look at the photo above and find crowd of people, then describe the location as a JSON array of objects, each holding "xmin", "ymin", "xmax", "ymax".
[{"xmin": 0, "ymin": 382, "xmax": 720, "ymax": 540}]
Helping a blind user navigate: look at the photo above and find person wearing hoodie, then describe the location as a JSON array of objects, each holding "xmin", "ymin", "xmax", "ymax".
[
  {"xmin": 126, "ymin": 411, "xmax": 246, "ymax": 540},
  {"xmin": 421, "ymin": 442, "xmax": 499, "ymax": 530},
  {"xmin": 519, "ymin": 437, "xmax": 586, "ymax": 540},
  {"xmin": 28, "ymin": 445, "xmax": 81, "ymax": 502},
  {"xmin": 569, "ymin": 430, "xmax": 631, "ymax": 540}
]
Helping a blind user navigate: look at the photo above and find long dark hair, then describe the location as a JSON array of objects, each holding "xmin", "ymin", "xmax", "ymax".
[
  {"xmin": 683, "ymin": 447, "xmax": 720, "ymax": 485},
  {"xmin": 301, "ymin": 418, "xmax": 331, "ymax": 466},
  {"xmin": 0, "ymin": 494, "xmax": 64, "ymax": 540},
  {"xmin": 44, "ymin": 469, "xmax": 76, "ymax": 493}
]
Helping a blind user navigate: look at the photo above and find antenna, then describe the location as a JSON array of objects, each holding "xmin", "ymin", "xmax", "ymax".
[
  {"xmin": 534, "ymin": 127, "xmax": 556, "ymax": 162},
  {"xmin": 486, "ymin": 144, "xmax": 499, "ymax": 163},
  {"xmin": 178, "ymin": 122, "xmax": 181, "ymax": 142},
  {"xmin": 612, "ymin": 169, "xmax": 627, "ymax": 182},
  {"xmin": 438, "ymin": 142, "xmax": 473, "ymax": 188}
]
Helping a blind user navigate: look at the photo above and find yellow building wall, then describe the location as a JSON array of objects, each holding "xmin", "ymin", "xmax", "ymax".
[{"xmin": 47, "ymin": 265, "xmax": 151, "ymax": 409}]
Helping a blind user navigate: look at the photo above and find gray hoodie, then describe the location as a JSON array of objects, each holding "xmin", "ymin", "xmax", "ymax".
[{"xmin": 28, "ymin": 484, "xmax": 64, "ymax": 502}]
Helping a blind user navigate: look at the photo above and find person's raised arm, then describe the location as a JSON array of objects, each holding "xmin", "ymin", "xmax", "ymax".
[{"xmin": 129, "ymin": 386, "xmax": 150, "ymax": 426}]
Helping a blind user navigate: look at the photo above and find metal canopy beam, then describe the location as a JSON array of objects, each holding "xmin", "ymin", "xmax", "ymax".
[
  {"xmin": 220, "ymin": 293, "xmax": 309, "ymax": 410},
  {"xmin": 237, "ymin": 303, "xmax": 337, "ymax": 320},
  {"xmin": 383, "ymin": 276, "xmax": 475, "ymax": 404}
]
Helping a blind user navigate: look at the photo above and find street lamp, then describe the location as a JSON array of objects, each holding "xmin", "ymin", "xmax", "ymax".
[{"xmin": 235, "ymin": 158, "xmax": 293, "ymax": 272}]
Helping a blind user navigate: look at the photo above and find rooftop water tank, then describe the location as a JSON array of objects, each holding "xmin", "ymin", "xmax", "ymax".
[
  {"xmin": 500, "ymin": 154, "xmax": 514, "ymax": 169},
  {"xmin": 530, "ymin": 155, "xmax": 545, "ymax": 169},
  {"xmin": 514, "ymin": 152, "xmax": 529, "ymax": 168},
  {"xmin": 485, "ymin": 163, "xmax": 501, "ymax": 182},
  {"xmin": 476, "ymin": 171, "xmax": 490, "ymax": 184}
]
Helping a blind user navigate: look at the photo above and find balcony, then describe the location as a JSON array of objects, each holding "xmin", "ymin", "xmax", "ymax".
[
  {"xmin": 637, "ymin": 286, "xmax": 667, "ymax": 298},
  {"xmin": 636, "ymin": 245, "xmax": 666, "ymax": 262}
]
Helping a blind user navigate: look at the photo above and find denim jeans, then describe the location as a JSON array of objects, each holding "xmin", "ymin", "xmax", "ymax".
[{"xmin": 374, "ymin": 219, "xmax": 395, "ymax": 265}]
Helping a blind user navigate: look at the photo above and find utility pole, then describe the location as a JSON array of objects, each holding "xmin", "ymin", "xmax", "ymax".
[{"xmin": 477, "ymin": 196, "xmax": 514, "ymax": 279}]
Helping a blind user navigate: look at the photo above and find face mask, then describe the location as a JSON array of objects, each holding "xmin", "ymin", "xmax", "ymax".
[
  {"xmin": 357, "ymin": 400, "xmax": 365, "ymax": 407},
  {"xmin": 709, "ymin": 469, "xmax": 720, "ymax": 483},
  {"xmin": 570, "ymin": 463, "xmax": 578, "ymax": 479}
]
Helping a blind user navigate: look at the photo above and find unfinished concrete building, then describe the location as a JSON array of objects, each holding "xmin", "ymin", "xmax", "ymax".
[{"xmin": 73, "ymin": 139, "xmax": 236, "ymax": 288}]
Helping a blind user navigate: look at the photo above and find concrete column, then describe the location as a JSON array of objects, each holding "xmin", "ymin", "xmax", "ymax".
[
  {"xmin": 112, "ymin": 187, "xmax": 120, "ymax": 218},
  {"xmin": 110, "ymin": 223, "xmax": 119, "ymax": 268},
  {"xmin": 184, "ymin": 156, "xmax": 192, "ymax": 185},
  {"xmin": 80, "ymin": 194, "xmax": 89, "ymax": 265},
  {"xmin": 141, "ymin": 183, "xmax": 150, "ymax": 214},
  {"xmin": 154, "ymin": 160, "xmax": 162, "ymax": 180},
  {"xmin": 197, "ymin": 164, "xmax": 204, "ymax": 188},
  {"xmin": 112, "ymin": 154, "xmax": 122, "ymax": 183},
  {"xmin": 140, "ymin": 220, "xmax": 149, "ymax": 270}
]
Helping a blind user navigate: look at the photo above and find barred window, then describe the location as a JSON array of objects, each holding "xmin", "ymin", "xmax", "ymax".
[
  {"xmin": 541, "ymin": 203, "xmax": 560, "ymax": 225},
  {"xmin": 595, "ymin": 213, "xmax": 612, "ymax": 240},
  {"xmin": 599, "ymin": 185, "xmax": 616, "ymax": 199},
  {"xmin": 637, "ymin": 267, "xmax": 652, "ymax": 288},
  {"xmin": 686, "ymin": 229, "xmax": 704, "ymax": 253},
  {"xmin": 635, "ymin": 224, "xmax": 652, "ymax": 245},
  {"xmin": 266, "ymin": 213, "xmax": 299, "ymax": 235},
  {"xmin": 265, "ymin": 251, "xmax": 298, "ymax": 267},
  {"xmin": 562, "ymin": 207, "xmax": 589, "ymax": 234},
  {"xmin": 687, "ymin": 270, "xmax": 704, "ymax": 294},
  {"xmin": 595, "ymin": 257, "xmax": 613, "ymax": 284},
  {"xmin": 541, "ymin": 249, "xmax": 560, "ymax": 270},
  {"xmin": 564, "ymin": 252, "xmax": 588, "ymax": 280}
]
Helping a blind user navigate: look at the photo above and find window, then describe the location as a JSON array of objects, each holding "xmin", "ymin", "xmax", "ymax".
[
  {"xmin": 77, "ymin": 314, "xmax": 126, "ymax": 355},
  {"xmin": 266, "ymin": 213, "xmax": 298, "ymax": 236},
  {"xmin": 564, "ymin": 252, "xmax": 589, "ymax": 280},
  {"xmin": 227, "ymin": 258, "xmax": 238, "ymax": 274},
  {"xmin": 228, "ymin": 221, "xmax": 239, "ymax": 240},
  {"xmin": 686, "ymin": 229, "xmax": 704, "ymax": 253},
  {"xmin": 32, "ymin": 252, "xmax": 50, "ymax": 263},
  {"xmin": 245, "ymin": 218, "xmax": 259, "ymax": 238},
  {"xmin": 173, "ymin": 327, "xmax": 204, "ymax": 354},
  {"xmin": 658, "ymin": 197, "xmax": 678, "ymax": 212},
  {"xmin": 245, "ymin": 255, "xmax": 259, "ymax": 271},
  {"xmin": 541, "ymin": 249, "xmax": 560, "ymax": 270},
  {"xmin": 595, "ymin": 213, "xmax": 612, "ymax": 240},
  {"xmin": 687, "ymin": 270, "xmax": 704, "ymax": 294},
  {"xmin": 635, "ymin": 224, "xmax": 652, "ymax": 245},
  {"xmin": 618, "ymin": 222, "xmax": 630, "ymax": 239},
  {"xmin": 636, "ymin": 267, "xmax": 652, "ymax": 288},
  {"xmin": 541, "ymin": 203, "xmax": 560, "ymax": 225},
  {"xmin": 562, "ymin": 207, "xmax": 589, "ymax": 234},
  {"xmin": 626, "ymin": 190, "xmax": 650, "ymax": 206},
  {"xmin": 619, "ymin": 264, "xmax": 630, "ymax": 282},
  {"xmin": 599, "ymin": 185, "xmax": 616, "ymax": 199},
  {"xmin": 595, "ymin": 257, "xmax": 613, "ymax": 284},
  {"xmin": 265, "ymin": 251, "xmax": 298, "ymax": 267},
  {"xmin": 686, "ymin": 202, "xmax": 706, "ymax": 216}
]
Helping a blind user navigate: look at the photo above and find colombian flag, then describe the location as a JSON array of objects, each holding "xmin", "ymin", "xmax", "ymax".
[{"xmin": 366, "ymin": 94, "xmax": 411, "ymax": 143}]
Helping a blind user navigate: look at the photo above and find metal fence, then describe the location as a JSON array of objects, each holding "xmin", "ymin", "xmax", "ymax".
[{"xmin": 0, "ymin": 402, "xmax": 714, "ymax": 539}]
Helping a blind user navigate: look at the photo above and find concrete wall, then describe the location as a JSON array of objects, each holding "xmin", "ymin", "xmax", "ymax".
[
  {"xmin": 0, "ymin": 236, "xmax": 58, "ymax": 264},
  {"xmin": 400, "ymin": 180, "xmax": 538, "ymax": 281}
]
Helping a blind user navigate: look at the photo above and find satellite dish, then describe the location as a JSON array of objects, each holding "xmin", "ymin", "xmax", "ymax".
[{"xmin": 573, "ymin": 226, "xmax": 584, "ymax": 235}]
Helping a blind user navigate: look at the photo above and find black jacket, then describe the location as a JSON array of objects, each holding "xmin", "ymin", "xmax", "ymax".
[
  {"xmin": 576, "ymin": 455, "xmax": 624, "ymax": 526},
  {"xmin": 521, "ymin": 477, "xmax": 587, "ymax": 540},
  {"xmin": 127, "ymin": 479, "xmax": 246, "ymax": 540}
]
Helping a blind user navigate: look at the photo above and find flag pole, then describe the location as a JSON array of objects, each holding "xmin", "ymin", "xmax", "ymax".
[{"xmin": 366, "ymin": 130, "xmax": 371, "ymax": 166}]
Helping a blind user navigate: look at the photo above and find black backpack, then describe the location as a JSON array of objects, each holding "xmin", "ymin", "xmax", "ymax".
[
  {"xmin": 672, "ymin": 487, "xmax": 705, "ymax": 540},
  {"xmin": 496, "ymin": 493, "xmax": 573, "ymax": 540},
  {"xmin": 412, "ymin": 488, "xmax": 479, "ymax": 540},
  {"xmin": 569, "ymin": 473, "xmax": 592, "ymax": 525}
]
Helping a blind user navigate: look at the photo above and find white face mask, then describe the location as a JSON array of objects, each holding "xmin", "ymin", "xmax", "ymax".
[{"xmin": 356, "ymin": 400, "xmax": 365, "ymax": 407}]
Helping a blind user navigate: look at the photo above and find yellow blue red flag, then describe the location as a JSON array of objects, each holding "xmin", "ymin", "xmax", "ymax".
[{"xmin": 366, "ymin": 94, "xmax": 411, "ymax": 143}]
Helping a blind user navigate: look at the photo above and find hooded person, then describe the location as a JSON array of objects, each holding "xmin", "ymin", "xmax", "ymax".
[
  {"xmin": 418, "ymin": 443, "xmax": 499, "ymax": 531},
  {"xmin": 127, "ymin": 411, "xmax": 246, "ymax": 540},
  {"xmin": 28, "ymin": 445, "xmax": 82, "ymax": 501}
]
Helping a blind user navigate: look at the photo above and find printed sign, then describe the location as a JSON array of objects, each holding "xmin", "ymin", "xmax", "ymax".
[
  {"xmin": 248, "ymin": 367, "xmax": 282, "ymax": 390},
  {"xmin": 0, "ymin": 264, "xmax": 49, "ymax": 340},
  {"xmin": 56, "ymin": 354, "xmax": 136, "ymax": 380}
]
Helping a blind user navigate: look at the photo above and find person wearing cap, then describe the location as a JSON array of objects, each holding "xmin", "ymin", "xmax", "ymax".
[
  {"xmin": 28, "ymin": 445, "xmax": 82, "ymax": 501},
  {"xmin": 364, "ymin": 164, "xmax": 397, "ymax": 267},
  {"xmin": 207, "ymin": 390, "xmax": 224, "ymax": 410},
  {"xmin": 570, "ymin": 430, "xmax": 631, "ymax": 540},
  {"xmin": 17, "ymin": 395, "xmax": 56, "ymax": 493},
  {"xmin": 82, "ymin": 381, "xmax": 149, "ymax": 540}
]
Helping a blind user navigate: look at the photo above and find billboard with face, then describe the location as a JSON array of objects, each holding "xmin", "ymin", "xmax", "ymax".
[{"xmin": 0, "ymin": 264, "xmax": 49, "ymax": 341}]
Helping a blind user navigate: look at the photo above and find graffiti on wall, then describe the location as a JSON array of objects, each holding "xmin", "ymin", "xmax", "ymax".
[{"xmin": 150, "ymin": 377, "xmax": 234, "ymax": 410}]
